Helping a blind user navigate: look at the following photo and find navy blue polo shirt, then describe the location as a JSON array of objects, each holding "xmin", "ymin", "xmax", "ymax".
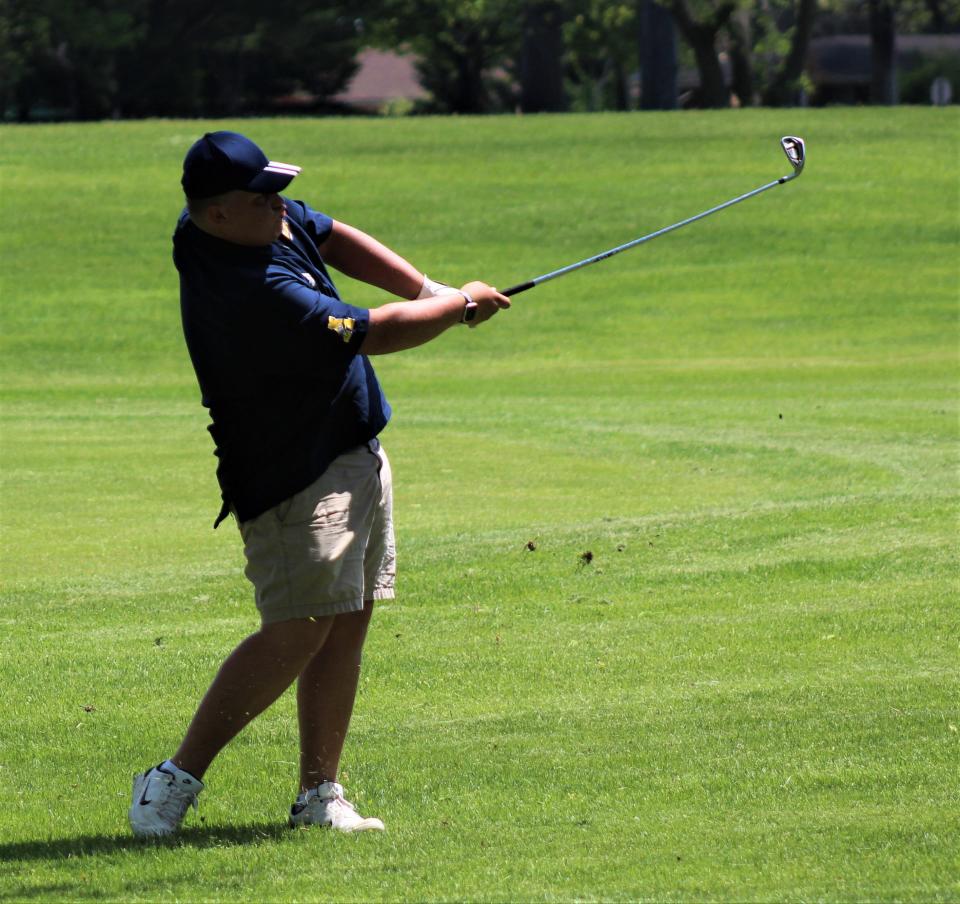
[{"xmin": 174, "ymin": 198, "xmax": 391, "ymax": 525}]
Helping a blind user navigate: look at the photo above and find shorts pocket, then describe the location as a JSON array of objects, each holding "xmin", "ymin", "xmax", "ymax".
[{"xmin": 310, "ymin": 492, "xmax": 351, "ymax": 529}]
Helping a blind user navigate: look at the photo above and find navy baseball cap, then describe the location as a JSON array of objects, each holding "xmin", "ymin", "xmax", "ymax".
[{"xmin": 181, "ymin": 131, "xmax": 301, "ymax": 200}]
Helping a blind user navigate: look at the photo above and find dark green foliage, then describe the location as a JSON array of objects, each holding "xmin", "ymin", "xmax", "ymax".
[
  {"xmin": 0, "ymin": 0, "xmax": 362, "ymax": 120},
  {"xmin": 365, "ymin": 0, "xmax": 521, "ymax": 113},
  {"xmin": 899, "ymin": 48, "xmax": 960, "ymax": 101},
  {"xmin": 3, "ymin": 0, "xmax": 959, "ymax": 121}
]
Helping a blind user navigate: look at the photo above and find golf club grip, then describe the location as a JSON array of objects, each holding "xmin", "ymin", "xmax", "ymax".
[{"xmin": 503, "ymin": 281, "xmax": 535, "ymax": 297}]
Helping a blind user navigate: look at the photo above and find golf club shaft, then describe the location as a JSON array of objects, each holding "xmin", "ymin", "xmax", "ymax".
[{"xmin": 502, "ymin": 171, "xmax": 798, "ymax": 297}]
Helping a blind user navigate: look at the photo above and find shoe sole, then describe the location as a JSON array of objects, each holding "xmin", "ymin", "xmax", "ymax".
[{"xmin": 289, "ymin": 817, "xmax": 385, "ymax": 832}]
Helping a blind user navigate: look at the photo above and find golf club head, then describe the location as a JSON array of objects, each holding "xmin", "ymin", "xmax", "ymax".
[{"xmin": 780, "ymin": 136, "xmax": 806, "ymax": 178}]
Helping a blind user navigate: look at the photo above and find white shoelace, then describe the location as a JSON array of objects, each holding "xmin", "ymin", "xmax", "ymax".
[{"xmin": 153, "ymin": 775, "xmax": 199, "ymax": 823}]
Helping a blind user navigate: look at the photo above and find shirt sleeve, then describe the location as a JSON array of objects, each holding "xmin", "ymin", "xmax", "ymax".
[
  {"xmin": 283, "ymin": 198, "xmax": 333, "ymax": 246},
  {"xmin": 263, "ymin": 272, "xmax": 369, "ymax": 363}
]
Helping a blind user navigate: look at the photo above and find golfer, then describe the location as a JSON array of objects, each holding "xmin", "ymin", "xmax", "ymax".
[{"xmin": 129, "ymin": 131, "xmax": 509, "ymax": 836}]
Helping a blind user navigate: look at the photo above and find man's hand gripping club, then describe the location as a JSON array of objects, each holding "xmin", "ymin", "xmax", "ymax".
[{"xmin": 360, "ymin": 281, "xmax": 510, "ymax": 356}]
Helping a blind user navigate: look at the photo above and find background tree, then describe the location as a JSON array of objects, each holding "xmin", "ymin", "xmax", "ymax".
[
  {"xmin": 1, "ymin": 0, "xmax": 145, "ymax": 120},
  {"xmin": 115, "ymin": 0, "xmax": 362, "ymax": 117},
  {"xmin": 816, "ymin": 0, "xmax": 960, "ymax": 105},
  {"xmin": 869, "ymin": 0, "xmax": 898, "ymax": 102},
  {"xmin": 520, "ymin": 0, "xmax": 568, "ymax": 112},
  {"xmin": 4, "ymin": 0, "xmax": 959, "ymax": 119},
  {"xmin": 369, "ymin": 0, "xmax": 640, "ymax": 114},
  {"xmin": 368, "ymin": 0, "xmax": 519, "ymax": 113},
  {"xmin": 638, "ymin": 0, "xmax": 679, "ymax": 109},
  {"xmin": 561, "ymin": 1, "xmax": 636, "ymax": 110},
  {"xmin": 923, "ymin": 0, "xmax": 954, "ymax": 29},
  {"xmin": 725, "ymin": 5, "xmax": 755, "ymax": 104},
  {"xmin": 756, "ymin": 0, "xmax": 819, "ymax": 106},
  {"xmin": 663, "ymin": 0, "xmax": 736, "ymax": 107},
  {"xmin": 0, "ymin": 0, "xmax": 363, "ymax": 119},
  {"xmin": 0, "ymin": 3, "xmax": 53, "ymax": 120}
]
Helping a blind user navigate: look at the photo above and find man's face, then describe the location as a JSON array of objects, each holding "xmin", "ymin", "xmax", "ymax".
[{"xmin": 207, "ymin": 190, "xmax": 286, "ymax": 246}]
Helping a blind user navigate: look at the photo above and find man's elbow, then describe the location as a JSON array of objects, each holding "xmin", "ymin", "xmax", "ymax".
[
  {"xmin": 359, "ymin": 330, "xmax": 391, "ymax": 356},
  {"xmin": 359, "ymin": 310, "xmax": 395, "ymax": 356}
]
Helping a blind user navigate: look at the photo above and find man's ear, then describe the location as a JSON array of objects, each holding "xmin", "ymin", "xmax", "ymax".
[{"xmin": 206, "ymin": 202, "xmax": 228, "ymax": 224}]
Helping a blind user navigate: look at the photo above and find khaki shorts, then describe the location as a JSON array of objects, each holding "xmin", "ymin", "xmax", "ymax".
[{"xmin": 237, "ymin": 440, "xmax": 396, "ymax": 625}]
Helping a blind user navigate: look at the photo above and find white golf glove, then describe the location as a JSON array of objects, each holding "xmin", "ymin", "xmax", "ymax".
[{"xmin": 416, "ymin": 275, "xmax": 461, "ymax": 299}]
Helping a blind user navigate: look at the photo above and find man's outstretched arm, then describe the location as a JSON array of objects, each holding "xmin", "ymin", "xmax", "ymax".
[
  {"xmin": 319, "ymin": 220, "xmax": 428, "ymax": 299},
  {"xmin": 360, "ymin": 281, "xmax": 510, "ymax": 356}
]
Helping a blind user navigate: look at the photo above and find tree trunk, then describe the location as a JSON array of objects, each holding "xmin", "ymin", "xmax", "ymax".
[
  {"xmin": 638, "ymin": 0, "xmax": 677, "ymax": 110},
  {"xmin": 520, "ymin": 0, "xmax": 567, "ymax": 112},
  {"xmin": 668, "ymin": 0, "xmax": 734, "ymax": 108},
  {"xmin": 869, "ymin": 0, "xmax": 898, "ymax": 105},
  {"xmin": 688, "ymin": 30, "xmax": 729, "ymax": 108},
  {"xmin": 924, "ymin": 0, "xmax": 947, "ymax": 32},
  {"xmin": 726, "ymin": 8, "xmax": 753, "ymax": 106},
  {"xmin": 762, "ymin": 0, "xmax": 818, "ymax": 107},
  {"xmin": 455, "ymin": 47, "xmax": 487, "ymax": 113},
  {"xmin": 613, "ymin": 58, "xmax": 629, "ymax": 110},
  {"xmin": 53, "ymin": 42, "xmax": 80, "ymax": 120}
]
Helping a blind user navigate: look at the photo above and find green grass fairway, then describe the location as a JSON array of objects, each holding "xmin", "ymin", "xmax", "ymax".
[{"xmin": 1, "ymin": 108, "xmax": 958, "ymax": 902}]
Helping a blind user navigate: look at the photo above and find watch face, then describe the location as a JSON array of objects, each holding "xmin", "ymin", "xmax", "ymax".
[{"xmin": 464, "ymin": 302, "xmax": 479, "ymax": 322}]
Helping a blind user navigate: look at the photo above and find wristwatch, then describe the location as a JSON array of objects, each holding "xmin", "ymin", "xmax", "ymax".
[{"xmin": 458, "ymin": 290, "xmax": 479, "ymax": 325}]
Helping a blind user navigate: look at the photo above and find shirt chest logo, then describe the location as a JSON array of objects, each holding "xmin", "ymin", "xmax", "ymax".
[{"xmin": 301, "ymin": 271, "xmax": 317, "ymax": 288}]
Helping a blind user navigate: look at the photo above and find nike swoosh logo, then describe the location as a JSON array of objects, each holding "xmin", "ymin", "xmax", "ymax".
[{"xmin": 138, "ymin": 766, "xmax": 172, "ymax": 806}]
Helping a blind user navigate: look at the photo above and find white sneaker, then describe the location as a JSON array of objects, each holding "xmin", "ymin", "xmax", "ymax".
[
  {"xmin": 129, "ymin": 763, "xmax": 204, "ymax": 837},
  {"xmin": 289, "ymin": 781, "xmax": 384, "ymax": 832}
]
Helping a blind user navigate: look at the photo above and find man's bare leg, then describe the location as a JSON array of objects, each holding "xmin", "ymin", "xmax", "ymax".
[
  {"xmin": 297, "ymin": 601, "xmax": 375, "ymax": 790},
  {"xmin": 171, "ymin": 616, "xmax": 334, "ymax": 779}
]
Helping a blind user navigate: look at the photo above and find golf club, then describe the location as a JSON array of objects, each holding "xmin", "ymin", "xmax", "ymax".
[{"xmin": 502, "ymin": 136, "xmax": 806, "ymax": 297}]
